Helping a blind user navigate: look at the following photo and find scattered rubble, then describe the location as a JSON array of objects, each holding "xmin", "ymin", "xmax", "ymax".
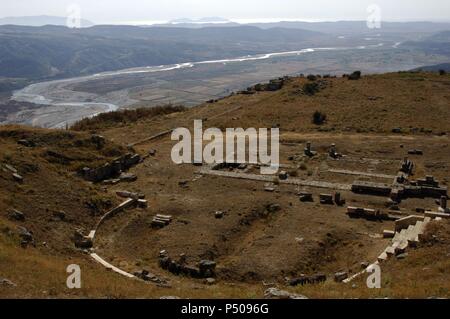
[
  {"xmin": 319, "ymin": 194, "xmax": 334, "ymax": 205},
  {"xmin": 12, "ymin": 173, "xmax": 23, "ymax": 183},
  {"xmin": 299, "ymin": 192, "xmax": 313, "ymax": 202},
  {"xmin": 264, "ymin": 288, "xmax": 308, "ymax": 299},
  {"xmin": 179, "ymin": 180, "xmax": 189, "ymax": 188},
  {"xmin": 159, "ymin": 251, "xmax": 216, "ymax": 278},
  {"xmin": 53, "ymin": 211, "xmax": 66, "ymax": 221},
  {"xmin": 0, "ymin": 278, "xmax": 17, "ymax": 287},
  {"xmin": 73, "ymin": 230, "xmax": 93, "ymax": 249},
  {"xmin": 205, "ymin": 278, "xmax": 216, "ymax": 285},
  {"xmin": 334, "ymin": 271, "xmax": 349, "ymax": 282},
  {"xmin": 17, "ymin": 139, "xmax": 35, "ymax": 147},
  {"xmin": 265, "ymin": 203, "xmax": 281, "ymax": 214},
  {"xmin": 17, "ymin": 226, "xmax": 34, "ymax": 248},
  {"xmin": 137, "ymin": 199, "xmax": 148, "ymax": 208},
  {"xmin": 80, "ymin": 153, "xmax": 141, "ymax": 183},
  {"xmin": 408, "ymin": 149, "xmax": 423, "ymax": 155},
  {"xmin": 264, "ymin": 183, "xmax": 277, "ymax": 192},
  {"xmin": 116, "ymin": 191, "xmax": 144, "ymax": 199},
  {"xmin": 2, "ymin": 164, "xmax": 17, "ymax": 174},
  {"xmin": 289, "ymin": 274, "xmax": 326, "ymax": 286},
  {"xmin": 134, "ymin": 270, "xmax": 167, "ymax": 285},
  {"xmin": 347, "ymin": 207, "xmax": 391, "ymax": 221},
  {"xmin": 9, "ymin": 209, "xmax": 25, "ymax": 221},
  {"xmin": 215, "ymin": 211, "xmax": 224, "ymax": 219},
  {"xmin": 152, "ymin": 214, "xmax": 173, "ymax": 228},
  {"xmin": 396, "ymin": 253, "xmax": 409, "ymax": 260},
  {"xmin": 278, "ymin": 171, "xmax": 288, "ymax": 180},
  {"xmin": 118, "ymin": 173, "xmax": 137, "ymax": 182}
]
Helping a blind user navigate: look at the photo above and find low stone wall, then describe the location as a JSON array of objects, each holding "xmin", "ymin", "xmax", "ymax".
[{"xmin": 80, "ymin": 153, "xmax": 141, "ymax": 182}]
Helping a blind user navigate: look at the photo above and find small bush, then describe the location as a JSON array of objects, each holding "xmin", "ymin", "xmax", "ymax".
[
  {"xmin": 313, "ymin": 111, "xmax": 327, "ymax": 125},
  {"xmin": 303, "ymin": 82, "xmax": 320, "ymax": 96},
  {"xmin": 306, "ymin": 74, "xmax": 317, "ymax": 81},
  {"xmin": 348, "ymin": 71, "xmax": 362, "ymax": 80},
  {"xmin": 439, "ymin": 69, "xmax": 447, "ymax": 76},
  {"xmin": 71, "ymin": 105, "xmax": 186, "ymax": 131}
]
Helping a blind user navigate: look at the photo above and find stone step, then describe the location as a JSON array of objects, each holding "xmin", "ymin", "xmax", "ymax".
[
  {"xmin": 378, "ymin": 251, "xmax": 388, "ymax": 262},
  {"xmin": 393, "ymin": 228, "xmax": 408, "ymax": 242},
  {"xmin": 395, "ymin": 240, "xmax": 409, "ymax": 254},
  {"xmin": 377, "ymin": 216, "xmax": 435, "ymax": 264},
  {"xmin": 386, "ymin": 245, "xmax": 397, "ymax": 256},
  {"xmin": 405, "ymin": 224, "xmax": 417, "ymax": 240}
]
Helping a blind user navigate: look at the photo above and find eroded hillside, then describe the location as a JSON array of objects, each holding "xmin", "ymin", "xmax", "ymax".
[{"xmin": 1, "ymin": 72, "xmax": 449, "ymax": 298}]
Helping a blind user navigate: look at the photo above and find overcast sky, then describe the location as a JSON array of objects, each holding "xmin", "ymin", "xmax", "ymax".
[{"xmin": 1, "ymin": 0, "xmax": 450, "ymax": 24}]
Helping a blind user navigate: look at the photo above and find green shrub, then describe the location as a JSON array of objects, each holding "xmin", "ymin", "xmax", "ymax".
[
  {"xmin": 313, "ymin": 111, "xmax": 327, "ymax": 125},
  {"xmin": 348, "ymin": 71, "xmax": 362, "ymax": 80},
  {"xmin": 303, "ymin": 82, "xmax": 320, "ymax": 96}
]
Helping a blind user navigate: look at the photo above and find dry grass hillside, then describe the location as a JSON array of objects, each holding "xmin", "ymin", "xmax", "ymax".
[{"xmin": 1, "ymin": 72, "xmax": 449, "ymax": 299}]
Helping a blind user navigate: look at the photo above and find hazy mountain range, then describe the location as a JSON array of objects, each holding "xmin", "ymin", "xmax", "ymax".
[
  {"xmin": 0, "ymin": 25, "xmax": 325, "ymax": 79},
  {"xmin": 0, "ymin": 19, "xmax": 449, "ymax": 80},
  {"xmin": 0, "ymin": 15, "xmax": 94, "ymax": 27}
]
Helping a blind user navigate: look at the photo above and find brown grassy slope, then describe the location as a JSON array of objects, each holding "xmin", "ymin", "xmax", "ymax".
[
  {"xmin": 290, "ymin": 220, "xmax": 450, "ymax": 298},
  {"xmin": 89, "ymin": 72, "xmax": 450, "ymax": 147},
  {"xmin": 71, "ymin": 105, "xmax": 186, "ymax": 132},
  {"xmin": 204, "ymin": 72, "xmax": 450, "ymax": 134},
  {"xmin": 0, "ymin": 125, "xmax": 262, "ymax": 298},
  {"xmin": 1, "ymin": 72, "xmax": 449, "ymax": 298},
  {"xmin": 0, "ymin": 126, "xmax": 127, "ymax": 254}
]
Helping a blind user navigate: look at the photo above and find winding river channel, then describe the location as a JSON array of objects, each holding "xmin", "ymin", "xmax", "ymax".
[{"xmin": 11, "ymin": 43, "xmax": 385, "ymax": 128}]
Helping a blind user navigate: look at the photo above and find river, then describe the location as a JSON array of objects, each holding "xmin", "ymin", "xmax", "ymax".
[{"xmin": 10, "ymin": 44, "xmax": 385, "ymax": 128}]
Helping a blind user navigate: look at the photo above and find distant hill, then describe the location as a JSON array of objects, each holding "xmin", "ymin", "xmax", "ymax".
[
  {"xmin": 0, "ymin": 25, "xmax": 325, "ymax": 79},
  {"xmin": 0, "ymin": 15, "xmax": 94, "ymax": 27},
  {"xmin": 154, "ymin": 20, "xmax": 450, "ymax": 34},
  {"xmin": 169, "ymin": 17, "xmax": 230, "ymax": 24},
  {"xmin": 426, "ymin": 30, "xmax": 450, "ymax": 42},
  {"xmin": 248, "ymin": 21, "xmax": 450, "ymax": 34},
  {"xmin": 401, "ymin": 30, "xmax": 450, "ymax": 56},
  {"xmin": 412, "ymin": 63, "xmax": 450, "ymax": 72}
]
